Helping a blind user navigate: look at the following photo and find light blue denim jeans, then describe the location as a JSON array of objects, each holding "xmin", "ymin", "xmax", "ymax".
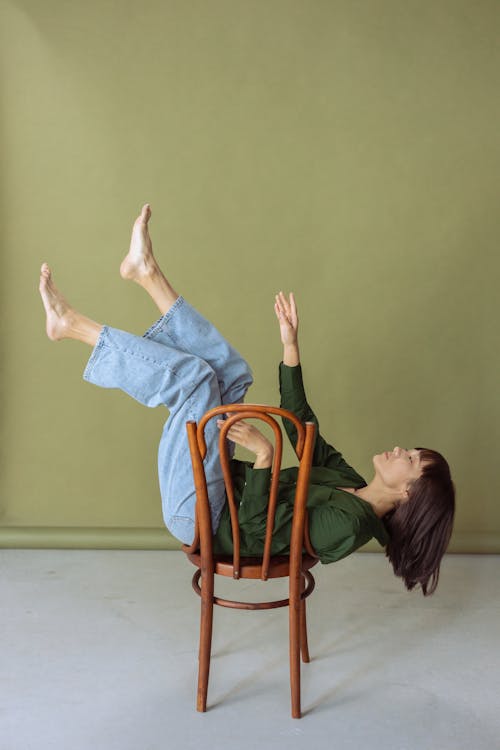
[{"xmin": 83, "ymin": 296, "xmax": 253, "ymax": 544}]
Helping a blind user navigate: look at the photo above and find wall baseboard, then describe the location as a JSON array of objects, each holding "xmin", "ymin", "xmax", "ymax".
[
  {"xmin": 0, "ymin": 526, "xmax": 180, "ymax": 550},
  {"xmin": 0, "ymin": 527, "xmax": 499, "ymax": 554}
]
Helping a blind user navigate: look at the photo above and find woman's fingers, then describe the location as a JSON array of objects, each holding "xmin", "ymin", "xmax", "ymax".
[
  {"xmin": 274, "ymin": 294, "xmax": 284, "ymax": 318},
  {"xmin": 275, "ymin": 291, "xmax": 297, "ymax": 327},
  {"xmin": 278, "ymin": 291, "xmax": 290, "ymax": 317},
  {"xmin": 275, "ymin": 292, "xmax": 288, "ymax": 318},
  {"xmin": 289, "ymin": 292, "xmax": 297, "ymax": 321},
  {"xmin": 275, "ymin": 301, "xmax": 288, "ymax": 326},
  {"xmin": 217, "ymin": 418, "xmax": 249, "ymax": 442}
]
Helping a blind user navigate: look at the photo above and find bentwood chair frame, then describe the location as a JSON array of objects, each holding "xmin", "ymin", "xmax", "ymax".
[{"xmin": 182, "ymin": 404, "xmax": 318, "ymax": 718}]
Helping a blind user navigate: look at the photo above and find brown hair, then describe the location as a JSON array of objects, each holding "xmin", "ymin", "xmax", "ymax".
[{"xmin": 384, "ymin": 448, "xmax": 455, "ymax": 596}]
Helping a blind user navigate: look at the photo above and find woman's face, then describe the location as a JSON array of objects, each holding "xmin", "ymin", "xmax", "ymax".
[{"xmin": 373, "ymin": 447, "xmax": 426, "ymax": 498}]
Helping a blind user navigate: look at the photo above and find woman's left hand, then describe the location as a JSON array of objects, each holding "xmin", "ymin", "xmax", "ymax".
[{"xmin": 217, "ymin": 418, "xmax": 274, "ymax": 468}]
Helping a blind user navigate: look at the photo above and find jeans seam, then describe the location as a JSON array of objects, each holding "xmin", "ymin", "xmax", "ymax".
[
  {"xmin": 110, "ymin": 346, "xmax": 172, "ymax": 368},
  {"xmin": 94, "ymin": 339, "xmax": 184, "ymax": 375},
  {"xmin": 88, "ymin": 337, "xmax": 212, "ymax": 395},
  {"xmin": 169, "ymin": 514, "xmax": 195, "ymax": 523}
]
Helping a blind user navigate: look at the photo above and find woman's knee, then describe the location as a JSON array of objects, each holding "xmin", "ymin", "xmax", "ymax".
[
  {"xmin": 165, "ymin": 515, "xmax": 195, "ymax": 546},
  {"xmin": 183, "ymin": 355, "xmax": 220, "ymax": 399},
  {"xmin": 239, "ymin": 358, "xmax": 253, "ymax": 387},
  {"xmin": 222, "ymin": 358, "xmax": 253, "ymax": 404},
  {"xmin": 234, "ymin": 358, "xmax": 253, "ymax": 390}
]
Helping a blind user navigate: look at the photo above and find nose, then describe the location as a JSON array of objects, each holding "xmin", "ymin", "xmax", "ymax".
[{"xmin": 393, "ymin": 446, "xmax": 402, "ymax": 456}]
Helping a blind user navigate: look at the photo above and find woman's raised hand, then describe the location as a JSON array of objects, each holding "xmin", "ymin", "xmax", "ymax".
[
  {"xmin": 274, "ymin": 291, "xmax": 300, "ymax": 366},
  {"xmin": 274, "ymin": 292, "xmax": 298, "ymax": 345}
]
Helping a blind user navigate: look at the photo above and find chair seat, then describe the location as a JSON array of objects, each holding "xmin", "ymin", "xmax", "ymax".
[{"xmin": 183, "ymin": 549, "xmax": 319, "ymax": 579}]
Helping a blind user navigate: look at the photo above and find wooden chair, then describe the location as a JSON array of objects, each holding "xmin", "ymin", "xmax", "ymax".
[{"xmin": 182, "ymin": 404, "xmax": 318, "ymax": 718}]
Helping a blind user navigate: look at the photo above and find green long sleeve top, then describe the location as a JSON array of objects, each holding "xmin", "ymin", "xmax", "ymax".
[{"xmin": 213, "ymin": 363, "xmax": 389, "ymax": 564}]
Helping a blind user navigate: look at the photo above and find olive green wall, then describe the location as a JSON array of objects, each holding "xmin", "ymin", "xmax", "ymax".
[{"xmin": 1, "ymin": 0, "xmax": 498, "ymax": 551}]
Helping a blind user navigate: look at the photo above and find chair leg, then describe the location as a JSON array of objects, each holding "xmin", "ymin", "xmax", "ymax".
[
  {"xmin": 197, "ymin": 571, "xmax": 214, "ymax": 712},
  {"xmin": 300, "ymin": 573, "xmax": 310, "ymax": 664},
  {"xmin": 289, "ymin": 585, "xmax": 301, "ymax": 718}
]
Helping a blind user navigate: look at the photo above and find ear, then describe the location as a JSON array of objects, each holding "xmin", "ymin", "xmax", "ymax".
[
  {"xmin": 398, "ymin": 484, "xmax": 410, "ymax": 502},
  {"xmin": 404, "ymin": 478, "xmax": 416, "ymax": 498}
]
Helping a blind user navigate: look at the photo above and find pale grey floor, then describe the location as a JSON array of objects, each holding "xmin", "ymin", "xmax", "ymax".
[{"xmin": 1, "ymin": 551, "xmax": 499, "ymax": 750}]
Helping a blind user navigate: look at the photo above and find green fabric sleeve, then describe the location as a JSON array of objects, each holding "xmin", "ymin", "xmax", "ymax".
[
  {"xmin": 279, "ymin": 363, "xmax": 362, "ymax": 475},
  {"xmin": 237, "ymin": 465, "xmax": 272, "ymax": 529},
  {"xmin": 310, "ymin": 504, "xmax": 374, "ymax": 564}
]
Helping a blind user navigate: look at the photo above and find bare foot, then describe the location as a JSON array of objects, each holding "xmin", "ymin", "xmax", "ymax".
[
  {"xmin": 119, "ymin": 203, "xmax": 180, "ymax": 315},
  {"xmin": 39, "ymin": 263, "xmax": 76, "ymax": 341},
  {"xmin": 120, "ymin": 204, "xmax": 157, "ymax": 282}
]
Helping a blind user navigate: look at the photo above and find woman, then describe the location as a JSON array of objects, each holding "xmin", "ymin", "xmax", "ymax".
[{"xmin": 39, "ymin": 204, "xmax": 455, "ymax": 596}]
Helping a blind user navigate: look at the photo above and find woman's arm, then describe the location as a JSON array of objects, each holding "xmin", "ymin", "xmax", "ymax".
[
  {"xmin": 274, "ymin": 291, "xmax": 300, "ymax": 366},
  {"xmin": 274, "ymin": 292, "xmax": 366, "ymax": 481}
]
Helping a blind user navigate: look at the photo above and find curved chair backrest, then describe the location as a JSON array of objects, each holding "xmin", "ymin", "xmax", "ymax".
[{"xmin": 185, "ymin": 404, "xmax": 316, "ymax": 580}]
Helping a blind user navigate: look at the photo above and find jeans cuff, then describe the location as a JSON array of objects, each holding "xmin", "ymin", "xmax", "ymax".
[
  {"xmin": 82, "ymin": 327, "xmax": 108, "ymax": 382},
  {"xmin": 143, "ymin": 296, "xmax": 185, "ymax": 340}
]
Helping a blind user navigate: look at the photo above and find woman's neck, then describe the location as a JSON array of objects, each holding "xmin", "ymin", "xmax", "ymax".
[{"xmin": 350, "ymin": 480, "xmax": 402, "ymax": 518}]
